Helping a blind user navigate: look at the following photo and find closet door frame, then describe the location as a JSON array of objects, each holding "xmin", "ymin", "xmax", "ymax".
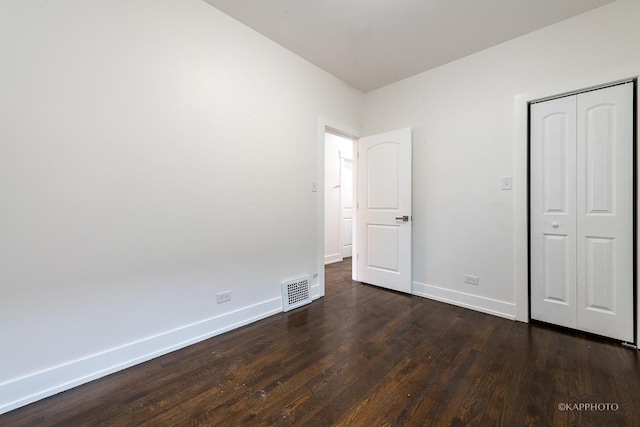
[
  {"xmin": 513, "ymin": 71, "xmax": 639, "ymax": 346},
  {"xmin": 529, "ymin": 83, "xmax": 635, "ymax": 342}
]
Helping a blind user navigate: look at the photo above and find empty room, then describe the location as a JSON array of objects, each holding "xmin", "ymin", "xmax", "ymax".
[{"xmin": 1, "ymin": 0, "xmax": 640, "ymax": 425}]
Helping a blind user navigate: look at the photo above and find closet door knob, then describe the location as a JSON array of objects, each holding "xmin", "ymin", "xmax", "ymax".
[{"xmin": 552, "ymin": 221, "xmax": 559, "ymax": 228}]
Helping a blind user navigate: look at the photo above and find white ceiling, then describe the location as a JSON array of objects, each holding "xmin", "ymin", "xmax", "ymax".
[{"xmin": 202, "ymin": 0, "xmax": 617, "ymax": 93}]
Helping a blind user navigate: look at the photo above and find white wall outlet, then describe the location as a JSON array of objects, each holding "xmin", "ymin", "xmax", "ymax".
[
  {"xmin": 464, "ymin": 275, "xmax": 479, "ymax": 285},
  {"xmin": 216, "ymin": 291, "xmax": 231, "ymax": 304},
  {"xmin": 502, "ymin": 176, "xmax": 513, "ymax": 190}
]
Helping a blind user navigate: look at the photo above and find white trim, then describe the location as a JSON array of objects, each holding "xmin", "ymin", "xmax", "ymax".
[
  {"xmin": 513, "ymin": 95, "xmax": 530, "ymax": 323},
  {"xmin": 514, "ymin": 66, "xmax": 640, "ymax": 344},
  {"xmin": 310, "ymin": 284, "xmax": 322, "ymax": 300},
  {"xmin": 0, "ymin": 297, "xmax": 282, "ymax": 415},
  {"xmin": 412, "ymin": 281, "xmax": 516, "ymax": 320},
  {"xmin": 324, "ymin": 253, "xmax": 343, "ymax": 265},
  {"xmin": 351, "ymin": 138, "xmax": 358, "ymax": 282},
  {"xmin": 325, "ymin": 126, "xmax": 358, "ymax": 140}
]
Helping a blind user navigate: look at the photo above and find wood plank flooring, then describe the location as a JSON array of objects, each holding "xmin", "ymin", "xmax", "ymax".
[{"xmin": 2, "ymin": 259, "xmax": 639, "ymax": 426}]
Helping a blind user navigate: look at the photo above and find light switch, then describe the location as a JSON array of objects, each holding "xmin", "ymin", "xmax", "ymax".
[
  {"xmin": 502, "ymin": 177, "xmax": 513, "ymax": 190},
  {"xmin": 311, "ymin": 180, "xmax": 318, "ymax": 192}
]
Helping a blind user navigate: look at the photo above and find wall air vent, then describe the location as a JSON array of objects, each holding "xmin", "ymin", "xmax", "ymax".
[{"xmin": 282, "ymin": 276, "xmax": 312, "ymax": 312}]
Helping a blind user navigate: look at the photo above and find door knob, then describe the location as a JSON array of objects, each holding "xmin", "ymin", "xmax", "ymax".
[
  {"xmin": 395, "ymin": 216, "xmax": 409, "ymax": 222},
  {"xmin": 552, "ymin": 221, "xmax": 559, "ymax": 228}
]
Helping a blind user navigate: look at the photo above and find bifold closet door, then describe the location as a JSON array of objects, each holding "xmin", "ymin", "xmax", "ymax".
[
  {"xmin": 530, "ymin": 83, "xmax": 634, "ymax": 342},
  {"xmin": 530, "ymin": 95, "xmax": 578, "ymax": 330},
  {"xmin": 575, "ymin": 84, "xmax": 634, "ymax": 342}
]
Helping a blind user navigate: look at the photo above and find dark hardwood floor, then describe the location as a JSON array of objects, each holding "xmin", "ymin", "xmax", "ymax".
[{"xmin": 2, "ymin": 259, "xmax": 639, "ymax": 426}]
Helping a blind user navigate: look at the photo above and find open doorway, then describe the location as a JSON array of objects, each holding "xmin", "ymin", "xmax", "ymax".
[
  {"xmin": 318, "ymin": 125, "xmax": 413, "ymax": 298},
  {"xmin": 324, "ymin": 130, "xmax": 355, "ymax": 270},
  {"xmin": 316, "ymin": 120, "xmax": 359, "ymax": 300}
]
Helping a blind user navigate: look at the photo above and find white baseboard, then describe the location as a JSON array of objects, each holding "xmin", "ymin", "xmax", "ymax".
[
  {"xmin": 0, "ymin": 297, "xmax": 283, "ymax": 415},
  {"xmin": 341, "ymin": 246, "xmax": 352, "ymax": 259},
  {"xmin": 324, "ymin": 254, "xmax": 343, "ymax": 265},
  {"xmin": 310, "ymin": 284, "xmax": 322, "ymax": 300},
  {"xmin": 412, "ymin": 281, "xmax": 516, "ymax": 320}
]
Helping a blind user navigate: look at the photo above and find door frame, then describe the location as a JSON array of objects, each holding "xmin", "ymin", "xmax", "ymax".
[
  {"xmin": 513, "ymin": 67, "xmax": 640, "ymax": 345},
  {"xmin": 340, "ymin": 155, "xmax": 354, "ymax": 260},
  {"xmin": 316, "ymin": 117, "xmax": 360, "ymax": 299}
]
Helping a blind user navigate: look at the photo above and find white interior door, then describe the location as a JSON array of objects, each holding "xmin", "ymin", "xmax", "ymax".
[
  {"xmin": 575, "ymin": 84, "xmax": 634, "ymax": 341},
  {"xmin": 357, "ymin": 128, "xmax": 412, "ymax": 293},
  {"xmin": 530, "ymin": 95, "xmax": 578, "ymax": 329},
  {"xmin": 531, "ymin": 83, "xmax": 634, "ymax": 342},
  {"xmin": 341, "ymin": 157, "xmax": 353, "ymax": 258}
]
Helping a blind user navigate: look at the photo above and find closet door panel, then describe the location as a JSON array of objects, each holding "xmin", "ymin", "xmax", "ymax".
[
  {"xmin": 530, "ymin": 95, "xmax": 578, "ymax": 329},
  {"xmin": 576, "ymin": 83, "xmax": 634, "ymax": 342}
]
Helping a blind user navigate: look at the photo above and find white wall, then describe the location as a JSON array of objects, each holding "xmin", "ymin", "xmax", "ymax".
[
  {"xmin": 363, "ymin": 0, "xmax": 640, "ymax": 320},
  {"xmin": 0, "ymin": 0, "xmax": 363, "ymax": 413},
  {"xmin": 324, "ymin": 132, "xmax": 353, "ymax": 264}
]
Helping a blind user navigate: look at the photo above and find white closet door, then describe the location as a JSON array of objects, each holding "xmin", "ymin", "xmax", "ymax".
[
  {"xmin": 576, "ymin": 83, "xmax": 634, "ymax": 342},
  {"xmin": 531, "ymin": 83, "xmax": 634, "ymax": 342},
  {"xmin": 341, "ymin": 157, "xmax": 353, "ymax": 259},
  {"xmin": 530, "ymin": 95, "xmax": 578, "ymax": 329}
]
